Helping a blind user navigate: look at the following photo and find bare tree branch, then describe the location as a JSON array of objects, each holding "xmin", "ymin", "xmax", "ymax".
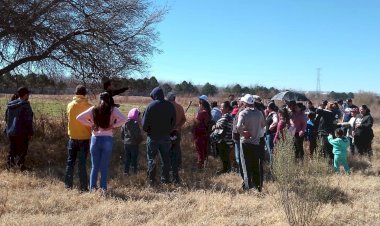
[{"xmin": 0, "ymin": 0, "xmax": 167, "ymax": 81}]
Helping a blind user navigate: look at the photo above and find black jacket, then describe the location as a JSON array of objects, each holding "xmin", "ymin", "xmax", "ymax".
[
  {"xmin": 316, "ymin": 108, "xmax": 335, "ymax": 136},
  {"xmin": 355, "ymin": 113, "xmax": 374, "ymax": 139},
  {"xmin": 142, "ymin": 87, "xmax": 176, "ymax": 139},
  {"xmin": 106, "ymin": 87, "xmax": 128, "ymax": 106}
]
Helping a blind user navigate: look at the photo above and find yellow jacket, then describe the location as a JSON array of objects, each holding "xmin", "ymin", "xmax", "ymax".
[{"xmin": 67, "ymin": 95, "xmax": 92, "ymax": 140}]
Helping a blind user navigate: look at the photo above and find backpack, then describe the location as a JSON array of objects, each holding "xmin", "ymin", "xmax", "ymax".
[{"xmin": 210, "ymin": 128, "xmax": 225, "ymax": 144}]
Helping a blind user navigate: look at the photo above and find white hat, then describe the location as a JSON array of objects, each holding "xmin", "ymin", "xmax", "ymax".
[
  {"xmin": 241, "ymin": 94, "xmax": 255, "ymax": 104},
  {"xmin": 199, "ymin": 94, "xmax": 208, "ymax": 102}
]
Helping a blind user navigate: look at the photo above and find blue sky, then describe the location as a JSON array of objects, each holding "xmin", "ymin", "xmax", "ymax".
[{"xmin": 149, "ymin": 0, "xmax": 380, "ymax": 93}]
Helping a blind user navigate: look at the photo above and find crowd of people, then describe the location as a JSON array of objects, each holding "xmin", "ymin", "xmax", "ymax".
[{"xmin": 3, "ymin": 84, "xmax": 375, "ymax": 193}]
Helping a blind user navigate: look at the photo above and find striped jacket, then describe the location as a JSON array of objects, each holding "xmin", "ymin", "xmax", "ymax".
[{"xmin": 215, "ymin": 113, "xmax": 233, "ymax": 146}]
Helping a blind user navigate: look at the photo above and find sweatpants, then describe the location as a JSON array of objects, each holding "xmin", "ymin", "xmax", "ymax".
[
  {"xmin": 240, "ymin": 142, "xmax": 264, "ymax": 191},
  {"xmin": 195, "ymin": 136, "xmax": 208, "ymax": 168},
  {"xmin": 334, "ymin": 154, "xmax": 350, "ymax": 174}
]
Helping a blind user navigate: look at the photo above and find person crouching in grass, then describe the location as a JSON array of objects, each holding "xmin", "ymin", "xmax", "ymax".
[{"xmin": 328, "ymin": 128, "xmax": 350, "ymax": 174}]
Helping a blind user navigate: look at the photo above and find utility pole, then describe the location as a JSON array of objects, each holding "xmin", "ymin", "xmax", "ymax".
[{"xmin": 316, "ymin": 68, "xmax": 321, "ymax": 97}]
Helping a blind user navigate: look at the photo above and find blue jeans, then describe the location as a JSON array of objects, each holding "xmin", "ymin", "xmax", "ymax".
[
  {"xmin": 90, "ymin": 136, "xmax": 113, "ymax": 190},
  {"xmin": 146, "ymin": 136, "xmax": 171, "ymax": 183},
  {"xmin": 265, "ymin": 133, "xmax": 275, "ymax": 164},
  {"xmin": 234, "ymin": 142, "xmax": 240, "ymax": 166},
  {"xmin": 235, "ymin": 141, "xmax": 244, "ymax": 179},
  {"xmin": 124, "ymin": 144, "xmax": 139, "ymax": 174},
  {"xmin": 64, "ymin": 139, "xmax": 89, "ymax": 191}
]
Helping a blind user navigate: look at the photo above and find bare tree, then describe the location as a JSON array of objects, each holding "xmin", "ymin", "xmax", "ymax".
[{"xmin": 0, "ymin": 0, "xmax": 166, "ymax": 81}]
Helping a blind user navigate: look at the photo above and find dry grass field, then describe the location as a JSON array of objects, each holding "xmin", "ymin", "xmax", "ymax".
[{"xmin": 0, "ymin": 93, "xmax": 379, "ymax": 226}]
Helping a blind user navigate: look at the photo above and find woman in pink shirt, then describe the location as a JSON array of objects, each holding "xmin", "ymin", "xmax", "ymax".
[{"xmin": 77, "ymin": 92, "xmax": 127, "ymax": 192}]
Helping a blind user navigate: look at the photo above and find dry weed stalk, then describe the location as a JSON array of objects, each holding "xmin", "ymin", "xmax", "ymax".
[
  {"xmin": 0, "ymin": 187, "xmax": 8, "ymax": 218},
  {"xmin": 272, "ymin": 133, "xmax": 335, "ymax": 226}
]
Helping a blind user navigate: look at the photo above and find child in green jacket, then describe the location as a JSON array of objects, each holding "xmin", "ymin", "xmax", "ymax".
[{"xmin": 328, "ymin": 128, "xmax": 350, "ymax": 174}]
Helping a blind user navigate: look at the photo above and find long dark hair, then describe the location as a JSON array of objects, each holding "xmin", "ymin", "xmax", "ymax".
[
  {"xmin": 10, "ymin": 93, "xmax": 19, "ymax": 101},
  {"xmin": 361, "ymin": 104, "xmax": 371, "ymax": 114},
  {"xmin": 223, "ymin": 100, "xmax": 233, "ymax": 112},
  {"xmin": 199, "ymin": 99, "xmax": 211, "ymax": 119},
  {"xmin": 279, "ymin": 107, "xmax": 290, "ymax": 124},
  {"xmin": 93, "ymin": 92, "xmax": 112, "ymax": 129}
]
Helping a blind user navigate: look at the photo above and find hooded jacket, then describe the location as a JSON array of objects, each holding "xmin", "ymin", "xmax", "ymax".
[
  {"xmin": 5, "ymin": 99, "xmax": 34, "ymax": 137},
  {"xmin": 121, "ymin": 108, "xmax": 143, "ymax": 145},
  {"xmin": 328, "ymin": 135, "xmax": 349, "ymax": 156},
  {"xmin": 67, "ymin": 95, "xmax": 92, "ymax": 140},
  {"xmin": 142, "ymin": 87, "xmax": 176, "ymax": 139}
]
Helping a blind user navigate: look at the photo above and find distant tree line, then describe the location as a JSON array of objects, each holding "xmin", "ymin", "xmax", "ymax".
[
  {"xmin": 1, "ymin": 73, "xmax": 357, "ymax": 101},
  {"xmin": 328, "ymin": 91, "xmax": 355, "ymax": 101},
  {"xmin": 0, "ymin": 72, "xmax": 67, "ymax": 94},
  {"xmin": 223, "ymin": 84, "xmax": 280, "ymax": 99},
  {"xmin": 0, "ymin": 73, "xmax": 282, "ymax": 99}
]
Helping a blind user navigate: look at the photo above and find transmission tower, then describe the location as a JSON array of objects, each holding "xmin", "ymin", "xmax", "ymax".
[{"xmin": 316, "ymin": 68, "xmax": 321, "ymax": 96}]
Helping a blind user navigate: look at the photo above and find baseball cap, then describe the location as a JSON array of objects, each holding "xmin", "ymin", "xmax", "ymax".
[
  {"xmin": 199, "ymin": 95, "xmax": 208, "ymax": 102},
  {"xmin": 240, "ymin": 94, "xmax": 255, "ymax": 104}
]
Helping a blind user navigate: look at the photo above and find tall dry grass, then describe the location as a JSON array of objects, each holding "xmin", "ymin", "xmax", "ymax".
[
  {"xmin": 272, "ymin": 134, "xmax": 340, "ymax": 226},
  {"xmin": 0, "ymin": 94, "xmax": 379, "ymax": 225},
  {"xmin": 353, "ymin": 92, "xmax": 380, "ymax": 119}
]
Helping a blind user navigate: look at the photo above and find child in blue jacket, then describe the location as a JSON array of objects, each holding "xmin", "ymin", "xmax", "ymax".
[
  {"xmin": 328, "ymin": 128, "xmax": 350, "ymax": 174},
  {"xmin": 305, "ymin": 112, "xmax": 317, "ymax": 157}
]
